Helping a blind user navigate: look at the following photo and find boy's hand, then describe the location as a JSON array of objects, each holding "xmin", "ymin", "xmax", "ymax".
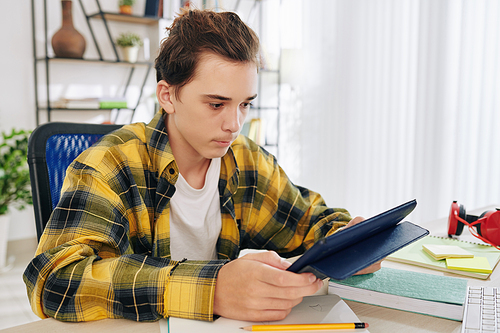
[{"xmin": 213, "ymin": 251, "xmax": 323, "ymax": 322}]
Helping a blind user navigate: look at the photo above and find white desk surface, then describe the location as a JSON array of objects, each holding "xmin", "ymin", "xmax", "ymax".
[{"xmin": 3, "ymin": 206, "xmax": 498, "ymax": 333}]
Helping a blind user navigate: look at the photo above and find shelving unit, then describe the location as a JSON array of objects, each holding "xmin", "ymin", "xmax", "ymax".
[
  {"xmin": 31, "ymin": 0, "xmax": 163, "ymax": 125},
  {"xmin": 251, "ymin": 1, "xmax": 281, "ymax": 158},
  {"xmin": 31, "ymin": 0, "xmax": 281, "ymax": 157}
]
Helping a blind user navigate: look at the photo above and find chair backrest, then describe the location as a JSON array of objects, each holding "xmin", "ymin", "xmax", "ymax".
[{"xmin": 28, "ymin": 122, "xmax": 122, "ymax": 241}]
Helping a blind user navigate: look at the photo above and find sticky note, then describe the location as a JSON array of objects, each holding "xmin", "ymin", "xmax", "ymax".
[
  {"xmin": 422, "ymin": 244, "xmax": 474, "ymax": 260},
  {"xmin": 445, "ymin": 257, "xmax": 492, "ymax": 274}
]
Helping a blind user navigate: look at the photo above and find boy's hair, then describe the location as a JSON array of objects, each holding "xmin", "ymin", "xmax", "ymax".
[{"xmin": 155, "ymin": 9, "xmax": 260, "ymax": 98}]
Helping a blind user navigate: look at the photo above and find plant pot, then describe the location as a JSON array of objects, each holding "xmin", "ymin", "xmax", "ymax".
[
  {"xmin": 120, "ymin": 46, "xmax": 140, "ymax": 63},
  {"xmin": 119, "ymin": 5, "xmax": 133, "ymax": 15},
  {"xmin": 0, "ymin": 213, "xmax": 10, "ymax": 270},
  {"xmin": 51, "ymin": 0, "xmax": 86, "ymax": 58}
]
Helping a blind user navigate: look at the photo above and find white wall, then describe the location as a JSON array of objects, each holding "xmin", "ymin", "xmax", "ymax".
[{"xmin": 1, "ymin": 1, "xmax": 38, "ymax": 241}]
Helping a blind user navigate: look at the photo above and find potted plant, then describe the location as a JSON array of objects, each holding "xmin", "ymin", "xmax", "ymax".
[
  {"xmin": 119, "ymin": 0, "xmax": 136, "ymax": 15},
  {"xmin": 116, "ymin": 32, "xmax": 143, "ymax": 63},
  {"xmin": 0, "ymin": 129, "xmax": 32, "ymax": 269}
]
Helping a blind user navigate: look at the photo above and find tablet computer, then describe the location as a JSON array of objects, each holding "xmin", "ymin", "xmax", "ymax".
[{"xmin": 286, "ymin": 199, "xmax": 428, "ymax": 280}]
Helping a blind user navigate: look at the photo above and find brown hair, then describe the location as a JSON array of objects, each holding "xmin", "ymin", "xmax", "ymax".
[{"xmin": 154, "ymin": 9, "xmax": 260, "ymax": 97}]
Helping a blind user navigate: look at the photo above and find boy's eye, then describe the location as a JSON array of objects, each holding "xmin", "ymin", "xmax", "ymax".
[{"xmin": 210, "ymin": 103, "xmax": 223, "ymax": 109}]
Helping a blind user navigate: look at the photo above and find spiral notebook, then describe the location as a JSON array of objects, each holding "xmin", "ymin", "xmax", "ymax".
[{"xmin": 387, "ymin": 235, "xmax": 500, "ymax": 279}]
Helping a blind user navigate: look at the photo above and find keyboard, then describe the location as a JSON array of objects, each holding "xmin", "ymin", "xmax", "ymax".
[{"xmin": 462, "ymin": 286, "xmax": 499, "ymax": 333}]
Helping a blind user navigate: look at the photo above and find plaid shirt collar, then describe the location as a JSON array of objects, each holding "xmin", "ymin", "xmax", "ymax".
[{"xmin": 146, "ymin": 109, "xmax": 240, "ymax": 205}]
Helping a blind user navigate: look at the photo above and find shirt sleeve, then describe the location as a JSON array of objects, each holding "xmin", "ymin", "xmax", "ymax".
[
  {"xmin": 234, "ymin": 142, "xmax": 352, "ymax": 258},
  {"xmin": 23, "ymin": 149, "xmax": 226, "ymax": 322}
]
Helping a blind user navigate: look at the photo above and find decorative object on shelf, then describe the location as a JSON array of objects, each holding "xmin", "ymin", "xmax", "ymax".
[
  {"xmin": 119, "ymin": 0, "xmax": 136, "ymax": 15},
  {"xmin": 116, "ymin": 32, "xmax": 143, "ymax": 63},
  {"xmin": 0, "ymin": 129, "xmax": 32, "ymax": 269},
  {"xmin": 51, "ymin": 0, "xmax": 86, "ymax": 59}
]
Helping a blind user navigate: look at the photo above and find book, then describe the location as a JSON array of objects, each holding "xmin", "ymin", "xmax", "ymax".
[
  {"xmin": 52, "ymin": 97, "xmax": 128, "ymax": 109},
  {"xmin": 422, "ymin": 243, "xmax": 473, "ymax": 260},
  {"xmin": 144, "ymin": 0, "xmax": 160, "ymax": 16},
  {"xmin": 446, "ymin": 257, "xmax": 492, "ymax": 274},
  {"xmin": 166, "ymin": 294, "xmax": 368, "ymax": 333},
  {"xmin": 52, "ymin": 98, "xmax": 100, "ymax": 109},
  {"xmin": 287, "ymin": 199, "xmax": 429, "ymax": 280},
  {"xmin": 240, "ymin": 121, "xmax": 251, "ymax": 137},
  {"xmin": 158, "ymin": 0, "xmax": 163, "ymax": 18},
  {"xmin": 99, "ymin": 97, "xmax": 128, "ymax": 109},
  {"xmin": 240, "ymin": 118, "xmax": 263, "ymax": 145},
  {"xmin": 387, "ymin": 235, "xmax": 500, "ymax": 279},
  {"xmin": 328, "ymin": 267, "xmax": 467, "ymax": 321}
]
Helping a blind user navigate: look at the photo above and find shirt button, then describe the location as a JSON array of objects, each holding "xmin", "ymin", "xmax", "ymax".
[{"xmin": 169, "ymin": 168, "xmax": 175, "ymax": 174}]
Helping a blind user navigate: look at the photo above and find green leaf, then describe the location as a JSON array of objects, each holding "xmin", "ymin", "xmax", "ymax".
[{"xmin": 0, "ymin": 128, "xmax": 32, "ymax": 215}]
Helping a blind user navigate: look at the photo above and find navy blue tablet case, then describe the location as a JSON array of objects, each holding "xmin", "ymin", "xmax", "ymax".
[{"xmin": 287, "ymin": 199, "xmax": 428, "ymax": 280}]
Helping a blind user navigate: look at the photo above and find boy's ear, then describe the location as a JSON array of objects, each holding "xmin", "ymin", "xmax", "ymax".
[{"xmin": 156, "ymin": 80, "xmax": 175, "ymax": 114}]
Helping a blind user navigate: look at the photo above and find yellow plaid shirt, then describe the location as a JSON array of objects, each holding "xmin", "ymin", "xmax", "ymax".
[{"xmin": 23, "ymin": 110, "xmax": 351, "ymax": 322}]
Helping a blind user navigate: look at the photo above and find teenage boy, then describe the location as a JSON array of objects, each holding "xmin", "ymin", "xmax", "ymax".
[{"xmin": 24, "ymin": 9, "xmax": 380, "ymax": 323}]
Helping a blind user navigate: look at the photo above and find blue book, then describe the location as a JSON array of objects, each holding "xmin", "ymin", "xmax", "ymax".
[
  {"xmin": 329, "ymin": 267, "xmax": 467, "ymax": 321},
  {"xmin": 144, "ymin": 0, "xmax": 160, "ymax": 17}
]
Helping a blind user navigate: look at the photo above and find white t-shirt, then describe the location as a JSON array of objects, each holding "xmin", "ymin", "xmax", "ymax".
[{"xmin": 169, "ymin": 158, "xmax": 222, "ymax": 261}]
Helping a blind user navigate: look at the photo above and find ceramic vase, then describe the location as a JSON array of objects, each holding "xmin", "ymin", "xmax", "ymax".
[
  {"xmin": 120, "ymin": 46, "xmax": 140, "ymax": 63},
  {"xmin": 119, "ymin": 5, "xmax": 133, "ymax": 15},
  {"xmin": 51, "ymin": 0, "xmax": 86, "ymax": 58}
]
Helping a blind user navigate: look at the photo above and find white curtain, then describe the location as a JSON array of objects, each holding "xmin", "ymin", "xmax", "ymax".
[{"xmin": 279, "ymin": 0, "xmax": 500, "ymax": 224}]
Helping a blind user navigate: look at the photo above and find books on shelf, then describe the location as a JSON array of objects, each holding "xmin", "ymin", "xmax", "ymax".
[
  {"xmin": 98, "ymin": 97, "xmax": 128, "ymax": 109},
  {"xmin": 387, "ymin": 235, "xmax": 500, "ymax": 279},
  {"xmin": 328, "ymin": 267, "xmax": 467, "ymax": 321},
  {"xmin": 52, "ymin": 98, "xmax": 100, "ymax": 109},
  {"xmin": 241, "ymin": 118, "xmax": 263, "ymax": 145},
  {"xmin": 52, "ymin": 97, "xmax": 128, "ymax": 110},
  {"xmin": 144, "ymin": 0, "xmax": 160, "ymax": 17}
]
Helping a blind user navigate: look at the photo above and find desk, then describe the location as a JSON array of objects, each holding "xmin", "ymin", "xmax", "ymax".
[
  {"xmin": 346, "ymin": 205, "xmax": 500, "ymax": 333},
  {"xmin": 3, "ymin": 208, "xmax": 498, "ymax": 333}
]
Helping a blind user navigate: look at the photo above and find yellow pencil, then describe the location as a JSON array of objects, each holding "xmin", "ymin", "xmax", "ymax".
[{"xmin": 241, "ymin": 322, "xmax": 369, "ymax": 331}]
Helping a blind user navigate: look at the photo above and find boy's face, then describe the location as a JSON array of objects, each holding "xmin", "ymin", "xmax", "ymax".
[{"xmin": 159, "ymin": 52, "xmax": 258, "ymax": 161}]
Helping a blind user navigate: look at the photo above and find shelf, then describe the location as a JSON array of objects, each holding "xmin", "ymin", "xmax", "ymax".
[
  {"xmin": 260, "ymin": 68, "xmax": 280, "ymax": 74},
  {"xmin": 251, "ymin": 106, "xmax": 279, "ymax": 111},
  {"xmin": 38, "ymin": 107, "xmax": 132, "ymax": 111},
  {"xmin": 35, "ymin": 57, "xmax": 153, "ymax": 66},
  {"xmin": 32, "ymin": 0, "xmax": 159, "ymax": 125},
  {"xmin": 88, "ymin": 12, "xmax": 161, "ymax": 25}
]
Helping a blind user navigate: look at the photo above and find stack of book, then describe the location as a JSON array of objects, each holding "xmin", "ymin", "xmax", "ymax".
[
  {"xmin": 52, "ymin": 97, "xmax": 128, "ymax": 110},
  {"xmin": 328, "ymin": 267, "xmax": 467, "ymax": 321}
]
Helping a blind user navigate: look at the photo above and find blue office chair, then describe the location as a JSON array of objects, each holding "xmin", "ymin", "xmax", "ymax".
[{"xmin": 27, "ymin": 122, "xmax": 122, "ymax": 241}]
